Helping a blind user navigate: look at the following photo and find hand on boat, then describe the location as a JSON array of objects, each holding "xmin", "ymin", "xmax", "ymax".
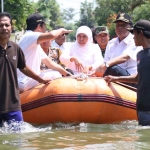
[
  {"xmin": 104, "ymin": 75, "xmax": 119, "ymax": 85},
  {"xmin": 88, "ymin": 68, "xmax": 103, "ymax": 77},
  {"xmin": 66, "ymin": 71, "xmax": 73, "ymax": 76},
  {"xmin": 96, "ymin": 63, "xmax": 107, "ymax": 74},
  {"xmin": 89, "ymin": 64, "xmax": 106, "ymax": 77},
  {"xmin": 39, "ymin": 79, "xmax": 51, "ymax": 85}
]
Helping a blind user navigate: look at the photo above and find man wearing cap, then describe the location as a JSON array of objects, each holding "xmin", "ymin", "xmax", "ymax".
[
  {"xmin": 17, "ymin": 13, "xmax": 72, "ymax": 92},
  {"xmin": 51, "ymin": 25, "xmax": 72, "ymax": 52},
  {"xmin": 94, "ymin": 26, "xmax": 110, "ymax": 57},
  {"xmin": 104, "ymin": 19, "xmax": 150, "ymax": 126},
  {"xmin": 94, "ymin": 13, "xmax": 142, "ymax": 82}
]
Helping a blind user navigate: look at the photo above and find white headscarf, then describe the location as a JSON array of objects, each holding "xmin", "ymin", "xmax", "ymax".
[
  {"xmin": 70, "ymin": 26, "xmax": 93, "ymax": 56},
  {"xmin": 60, "ymin": 25, "xmax": 104, "ymax": 74}
]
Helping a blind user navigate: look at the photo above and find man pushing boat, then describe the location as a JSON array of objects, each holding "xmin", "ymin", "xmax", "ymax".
[{"xmin": 0, "ymin": 12, "xmax": 50, "ymax": 126}]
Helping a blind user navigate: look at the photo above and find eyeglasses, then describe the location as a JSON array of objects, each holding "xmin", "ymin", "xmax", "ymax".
[{"xmin": 62, "ymin": 33, "xmax": 68, "ymax": 36}]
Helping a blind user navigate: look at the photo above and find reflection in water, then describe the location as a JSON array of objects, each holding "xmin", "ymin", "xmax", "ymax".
[{"xmin": 0, "ymin": 120, "xmax": 150, "ymax": 149}]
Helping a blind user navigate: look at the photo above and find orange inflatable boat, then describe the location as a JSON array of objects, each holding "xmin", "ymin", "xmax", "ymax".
[{"xmin": 20, "ymin": 77, "xmax": 138, "ymax": 124}]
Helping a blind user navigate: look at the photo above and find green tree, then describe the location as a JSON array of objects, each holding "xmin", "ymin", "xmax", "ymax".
[
  {"xmin": 76, "ymin": 0, "xmax": 97, "ymax": 28},
  {"xmin": 0, "ymin": 0, "xmax": 35, "ymax": 30},
  {"xmin": 36, "ymin": 0, "xmax": 63, "ymax": 29},
  {"xmin": 62, "ymin": 8, "xmax": 76, "ymax": 23},
  {"xmin": 94, "ymin": 0, "xmax": 148, "ymax": 38},
  {"xmin": 132, "ymin": 1, "xmax": 150, "ymax": 22},
  {"xmin": 65, "ymin": 23, "xmax": 77, "ymax": 42},
  {"xmin": 60, "ymin": 8, "xmax": 77, "ymax": 41}
]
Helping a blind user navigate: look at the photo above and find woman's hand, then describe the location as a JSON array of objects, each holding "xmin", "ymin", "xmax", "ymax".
[
  {"xmin": 70, "ymin": 57, "xmax": 84, "ymax": 72},
  {"xmin": 82, "ymin": 66, "xmax": 92, "ymax": 74}
]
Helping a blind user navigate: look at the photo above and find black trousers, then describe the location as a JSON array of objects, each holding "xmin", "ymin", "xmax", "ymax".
[
  {"xmin": 103, "ymin": 65, "xmax": 136, "ymax": 87},
  {"xmin": 104, "ymin": 65, "xmax": 130, "ymax": 76}
]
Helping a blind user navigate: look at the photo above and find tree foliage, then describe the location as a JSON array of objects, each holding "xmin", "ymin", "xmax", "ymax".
[
  {"xmin": 65, "ymin": 23, "xmax": 77, "ymax": 42},
  {"xmin": 132, "ymin": 2, "xmax": 150, "ymax": 22},
  {"xmin": 95, "ymin": 0, "xmax": 147, "ymax": 25},
  {"xmin": 1, "ymin": 0, "xmax": 150, "ymax": 40},
  {"xmin": 36, "ymin": 0, "xmax": 63, "ymax": 29},
  {"xmin": 76, "ymin": 1, "xmax": 97, "ymax": 28},
  {"xmin": 61, "ymin": 8, "xmax": 76, "ymax": 23},
  {"xmin": 94, "ymin": 0, "xmax": 150, "ymax": 38},
  {"xmin": 0, "ymin": 0, "xmax": 35, "ymax": 30}
]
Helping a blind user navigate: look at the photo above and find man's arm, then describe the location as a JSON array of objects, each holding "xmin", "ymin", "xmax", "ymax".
[
  {"xmin": 96, "ymin": 54, "xmax": 130, "ymax": 74},
  {"xmin": 37, "ymin": 28, "xmax": 73, "ymax": 44},
  {"xmin": 41, "ymin": 57, "xmax": 72, "ymax": 76},
  {"xmin": 104, "ymin": 73, "xmax": 138, "ymax": 84},
  {"xmin": 19, "ymin": 65, "xmax": 50, "ymax": 84},
  {"xmin": 106, "ymin": 54, "xmax": 130, "ymax": 66}
]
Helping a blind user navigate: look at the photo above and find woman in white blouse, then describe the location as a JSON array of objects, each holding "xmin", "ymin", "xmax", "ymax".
[{"xmin": 60, "ymin": 26, "xmax": 104, "ymax": 75}]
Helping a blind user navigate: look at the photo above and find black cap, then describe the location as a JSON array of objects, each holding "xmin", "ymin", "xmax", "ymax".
[
  {"xmin": 113, "ymin": 13, "xmax": 133, "ymax": 24},
  {"xmin": 127, "ymin": 19, "xmax": 150, "ymax": 33},
  {"xmin": 26, "ymin": 13, "xmax": 45, "ymax": 25}
]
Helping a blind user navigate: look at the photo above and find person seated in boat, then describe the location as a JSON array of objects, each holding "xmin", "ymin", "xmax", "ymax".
[
  {"xmin": 59, "ymin": 25, "xmax": 104, "ymax": 75},
  {"xmin": 104, "ymin": 19, "xmax": 150, "ymax": 126},
  {"xmin": 92, "ymin": 26, "xmax": 110, "ymax": 57},
  {"xmin": 93, "ymin": 13, "xmax": 142, "ymax": 79},
  {"xmin": 51, "ymin": 25, "xmax": 72, "ymax": 52},
  {"xmin": 40, "ymin": 40, "xmax": 74, "ymax": 75},
  {"xmin": 17, "ymin": 13, "xmax": 72, "ymax": 92}
]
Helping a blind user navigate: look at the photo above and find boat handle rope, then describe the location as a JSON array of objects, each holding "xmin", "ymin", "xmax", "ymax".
[{"xmin": 73, "ymin": 73, "xmax": 88, "ymax": 81}]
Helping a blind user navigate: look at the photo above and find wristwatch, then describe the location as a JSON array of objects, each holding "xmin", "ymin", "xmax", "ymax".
[{"xmin": 104, "ymin": 62, "xmax": 109, "ymax": 67}]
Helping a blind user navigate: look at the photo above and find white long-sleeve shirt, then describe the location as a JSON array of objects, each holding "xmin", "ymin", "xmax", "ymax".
[
  {"xmin": 104, "ymin": 33, "xmax": 142, "ymax": 75},
  {"xmin": 60, "ymin": 43, "xmax": 104, "ymax": 74}
]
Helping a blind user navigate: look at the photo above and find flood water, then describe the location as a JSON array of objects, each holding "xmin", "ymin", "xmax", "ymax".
[{"xmin": 0, "ymin": 120, "xmax": 150, "ymax": 150}]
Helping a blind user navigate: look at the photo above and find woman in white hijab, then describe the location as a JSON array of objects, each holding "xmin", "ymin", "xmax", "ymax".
[{"xmin": 60, "ymin": 26, "xmax": 104, "ymax": 75}]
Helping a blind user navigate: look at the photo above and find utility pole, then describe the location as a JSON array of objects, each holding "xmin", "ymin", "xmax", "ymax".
[{"xmin": 1, "ymin": 0, "xmax": 4, "ymax": 12}]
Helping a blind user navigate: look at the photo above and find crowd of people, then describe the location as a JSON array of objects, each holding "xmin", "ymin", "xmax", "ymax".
[{"xmin": 0, "ymin": 11, "xmax": 150, "ymax": 126}]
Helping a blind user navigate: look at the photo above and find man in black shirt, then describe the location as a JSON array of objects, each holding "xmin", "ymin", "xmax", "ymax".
[
  {"xmin": 104, "ymin": 19, "xmax": 150, "ymax": 126},
  {"xmin": 0, "ymin": 12, "xmax": 50, "ymax": 126}
]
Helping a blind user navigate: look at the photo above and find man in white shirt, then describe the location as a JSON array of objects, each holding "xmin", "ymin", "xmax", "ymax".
[
  {"xmin": 17, "ymin": 13, "xmax": 72, "ymax": 92},
  {"xmin": 51, "ymin": 25, "xmax": 72, "ymax": 52},
  {"xmin": 94, "ymin": 13, "xmax": 142, "ymax": 78}
]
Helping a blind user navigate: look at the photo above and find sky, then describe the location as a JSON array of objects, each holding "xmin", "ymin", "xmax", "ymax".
[
  {"xmin": 56, "ymin": 0, "xmax": 94, "ymax": 9},
  {"xmin": 56, "ymin": 0, "xmax": 95, "ymax": 21}
]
